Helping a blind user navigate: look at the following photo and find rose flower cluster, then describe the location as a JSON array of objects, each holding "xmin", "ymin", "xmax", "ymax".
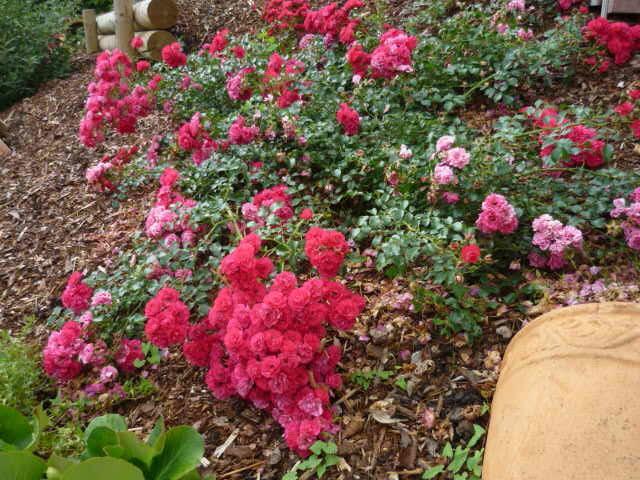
[
  {"xmin": 263, "ymin": 0, "xmax": 363, "ymax": 45},
  {"xmin": 528, "ymin": 214, "xmax": 583, "ymax": 270},
  {"xmin": 611, "ymin": 187, "xmax": 640, "ymax": 250},
  {"xmin": 143, "ymin": 229, "xmax": 364, "ymax": 455},
  {"xmin": 242, "ymin": 185, "xmax": 295, "ymax": 227},
  {"xmin": 476, "ymin": 193, "xmax": 519, "ymax": 235},
  {"xmin": 583, "ymin": 18, "xmax": 640, "ymax": 69},
  {"xmin": 79, "ymin": 49, "xmax": 154, "ymax": 148},
  {"xmin": 177, "ymin": 112, "xmax": 220, "ymax": 165},
  {"xmin": 44, "ymin": 272, "xmax": 143, "ymax": 397},
  {"xmin": 347, "ymin": 28, "xmax": 417, "ymax": 81},
  {"xmin": 525, "ymin": 106, "xmax": 606, "ymax": 170},
  {"xmin": 85, "ymin": 145, "xmax": 139, "ymax": 191},
  {"xmin": 431, "ymin": 135, "xmax": 470, "ymax": 187},
  {"xmin": 144, "ymin": 167, "xmax": 199, "ymax": 248}
]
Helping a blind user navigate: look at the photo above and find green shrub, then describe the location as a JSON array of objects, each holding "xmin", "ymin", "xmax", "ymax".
[
  {"xmin": 0, "ymin": 327, "xmax": 49, "ymax": 414},
  {"xmin": 0, "ymin": 0, "xmax": 75, "ymax": 110}
]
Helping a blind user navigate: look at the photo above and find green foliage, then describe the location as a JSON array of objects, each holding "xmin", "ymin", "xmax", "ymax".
[
  {"xmin": 0, "ymin": 414, "xmax": 206, "ymax": 480},
  {"xmin": 422, "ymin": 425, "xmax": 485, "ymax": 480},
  {"xmin": 349, "ymin": 369, "xmax": 393, "ymax": 390},
  {"xmin": 283, "ymin": 441, "xmax": 341, "ymax": 479},
  {"xmin": 0, "ymin": 0, "xmax": 75, "ymax": 109},
  {"xmin": 0, "ymin": 328, "xmax": 49, "ymax": 414},
  {"xmin": 0, "ymin": 406, "xmax": 47, "ymax": 452}
]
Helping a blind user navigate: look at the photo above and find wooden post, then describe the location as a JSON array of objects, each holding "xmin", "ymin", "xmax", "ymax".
[
  {"xmin": 114, "ymin": 0, "xmax": 135, "ymax": 57},
  {"xmin": 82, "ymin": 9, "xmax": 99, "ymax": 53}
]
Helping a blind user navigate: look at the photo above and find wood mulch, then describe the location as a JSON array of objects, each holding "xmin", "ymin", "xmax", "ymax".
[{"xmin": 0, "ymin": 54, "xmax": 169, "ymax": 328}]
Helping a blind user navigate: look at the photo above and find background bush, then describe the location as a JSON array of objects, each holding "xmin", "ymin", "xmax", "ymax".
[{"xmin": 0, "ymin": 0, "xmax": 75, "ymax": 110}]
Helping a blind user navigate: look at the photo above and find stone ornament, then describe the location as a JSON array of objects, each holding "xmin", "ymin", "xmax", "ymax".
[{"xmin": 483, "ymin": 302, "xmax": 640, "ymax": 480}]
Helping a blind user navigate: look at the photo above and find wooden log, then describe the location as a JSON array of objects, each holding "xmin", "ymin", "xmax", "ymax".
[
  {"xmin": 98, "ymin": 30, "xmax": 176, "ymax": 60},
  {"xmin": 608, "ymin": 0, "xmax": 640, "ymax": 13},
  {"xmin": 115, "ymin": 0, "xmax": 135, "ymax": 57},
  {"xmin": 82, "ymin": 9, "xmax": 99, "ymax": 53},
  {"xmin": 96, "ymin": 0, "xmax": 177, "ymax": 34}
]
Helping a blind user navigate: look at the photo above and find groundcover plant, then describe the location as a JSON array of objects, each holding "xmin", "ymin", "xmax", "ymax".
[{"xmin": 24, "ymin": 0, "xmax": 640, "ymax": 476}]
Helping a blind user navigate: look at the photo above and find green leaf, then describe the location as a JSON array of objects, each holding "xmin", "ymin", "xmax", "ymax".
[
  {"xmin": 282, "ymin": 471, "xmax": 298, "ymax": 480},
  {"xmin": 447, "ymin": 447, "xmax": 469, "ymax": 473},
  {"xmin": 117, "ymin": 431, "xmax": 155, "ymax": 469},
  {"xmin": 85, "ymin": 427, "xmax": 120, "ymax": 458},
  {"xmin": 316, "ymin": 462, "xmax": 327, "ymax": 478},
  {"xmin": 422, "ymin": 465, "xmax": 445, "ymax": 479},
  {"xmin": 467, "ymin": 425, "xmax": 485, "ymax": 448},
  {"xmin": 308, "ymin": 442, "xmax": 324, "ymax": 456},
  {"xmin": 147, "ymin": 418, "xmax": 166, "ymax": 449},
  {"xmin": 0, "ymin": 451, "xmax": 46, "ymax": 480},
  {"xmin": 0, "ymin": 406, "xmax": 34, "ymax": 451},
  {"xmin": 149, "ymin": 426, "xmax": 204, "ymax": 480},
  {"xmin": 47, "ymin": 454, "xmax": 75, "ymax": 474},
  {"xmin": 321, "ymin": 442, "xmax": 337, "ymax": 455},
  {"xmin": 83, "ymin": 415, "xmax": 127, "ymax": 444},
  {"xmin": 177, "ymin": 469, "xmax": 202, "ymax": 480},
  {"xmin": 61, "ymin": 457, "xmax": 144, "ymax": 480},
  {"xmin": 298, "ymin": 456, "xmax": 321, "ymax": 471},
  {"xmin": 442, "ymin": 443, "xmax": 453, "ymax": 458}
]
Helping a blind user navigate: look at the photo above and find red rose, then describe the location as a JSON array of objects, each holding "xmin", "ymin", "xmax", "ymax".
[
  {"xmin": 336, "ymin": 103, "xmax": 360, "ymax": 136},
  {"xmin": 461, "ymin": 244, "xmax": 481, "ymax": 264}
]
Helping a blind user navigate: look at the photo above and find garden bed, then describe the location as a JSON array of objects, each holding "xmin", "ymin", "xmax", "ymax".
[{"xmin": 2, "ymin": 0, "xmax": 640, "ymax": 479}]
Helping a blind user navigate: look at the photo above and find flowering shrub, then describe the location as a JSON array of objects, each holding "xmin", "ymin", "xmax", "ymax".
[
  {"xmin": 335, "ymin": 103, "xmax": 360, "ymax": 135},
  {"xmin": 44, "ymin": 275, "xmax": 144, "ymax": 397},
  {"xmin": 583, "ymin": 18, "xmax": 640, "ymax": 68},
  {"xmin": 524, "ymin": 105, "xmax": 610, "ymax": 170},
  {"xmin": 611, "ymin": 188, "xmax": 640, "ymax": 250},
  {"xmin": 347, "ymin": 28, "xmax": 417, "ymax": 80},
  {"xmin": 476, "ymin": 194, "xmax": 519, "ymax": 235},
  {"xmin": 144, "ymin": 287, "xmax": 190, "ymax": 347},
  {"xmin": 529, "ymin": 214, "xmax": 583, "ymax": 270},
  {"xmin": 142, "ymin": 233, "xmax": 365, "ymax": 456},
  {"xmin": 242, "ymin": 185, "xmax": 294, "ymax": 227},
  {"xmin": 79, "ymin": 49, "xmax": 154, "ymax": 147},
  {"xmin": 144, "ymin": 168, "xmax": 199, "ymax": 247}
]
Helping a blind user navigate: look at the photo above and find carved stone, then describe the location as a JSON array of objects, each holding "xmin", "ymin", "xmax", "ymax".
[{"xmin": 483, "ymin": 302, "xmax": 640, "ymax": 480}]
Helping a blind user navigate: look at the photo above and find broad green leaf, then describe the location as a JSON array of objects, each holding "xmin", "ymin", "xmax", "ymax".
[
  {"xmin": 149, "ymin": 426, "xmax": 204, "ymax": 480},
  {"xmin": 0, "ymin": 451, "xmax": 46, "ymax": 480},
  {"xmin": 0, "ymin": 406, "xmax": 34, "ymax": 451},
  {"xmin": 316, "ymin": 462, "xmax": 327, "ymax": 478},
  {"xmin": 117, "ymin": 431, "xmax": 155, "ymax": 469},
  {"xmin": 83, "ymin": 415, "xmax": 127, "ymax": 444},
  {"xmin": 422, "ymin": 465, "xmax": 445, "ymax": 479},
  {"xmin": 61, "ymin": 457, "xmax": 144, "ymax": 480},
  {"xmin": 282, "ymin": 471, "xmax": 298, "ymax": 480},
  {"xmin": 177, "ymin": 469, "xmax": 201, "ymax": 480},
  {"xmin": 85, "ymin": 426, "xmax": 120, "ymax": 458},
  {"xmin": 147, "ymin": 418, "xmax": 166, "ymax": 448},
  {"xmin": 47, "ymin": 453, "xmax": 76, "ymax": 474}
]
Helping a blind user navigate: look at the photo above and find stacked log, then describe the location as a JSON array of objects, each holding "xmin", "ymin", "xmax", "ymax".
[
  {"xmin": 98, "ymin": 30, "xmax": 177, "ymax": 61},
  {"xmin": 84, "ymin": 0, "xmax": 178, "ymax": 60},
  {"xmin": 96, "ymin": 0, "xmax": 178, "ymax": 33}
]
